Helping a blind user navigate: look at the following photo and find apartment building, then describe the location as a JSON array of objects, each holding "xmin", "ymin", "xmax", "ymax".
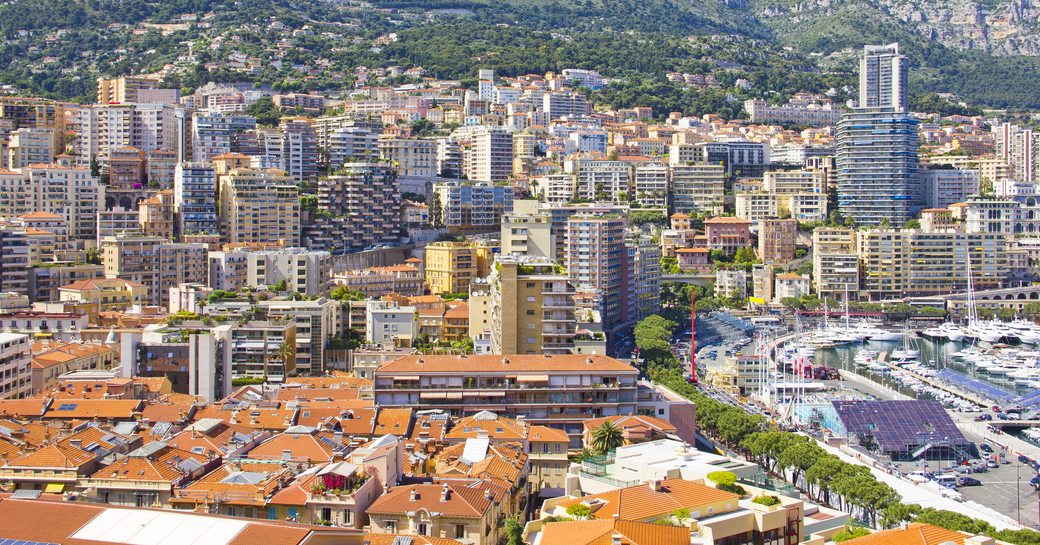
[
  {"xmin": 28, "ymin": 263, "xmax": 104, "ymax": 303},
  {"xmin": 278, "ymin": 118, "xmax": 319, "ymax": 183},
  {"xmin": 174, "ymin": 163, "xmax": 219, "ymax": 237},
  {"xmin": 378, "ymin": 136, "xmax": 438, "ymax": 178},
  {"xmin": 744, "ymin": 97, "xmax": 844, "ymax": 126},
  {"xmin": 333, "ymin": 264, "xmax": 424, "ymax": 297},
  {"xmin": 704, "ymin": 217, "xmax": 752, "ymax": 254},
  {"xmin": 433, "ymin": 181, "xmax": 514, "ymax": 233},
  {"xmin": 919, "ymin": 167, "xmax": 980, "ymax": 209},
  {"xmin": 262, "ymin": 298, "xmax": 339, "ymax": 375},
  {"xmin": 459, "ymin": 126, "xmax": 514, "ymax": 182},
  {"xmin": 491, "ymin": 256, "xmax": 576, "ymax": 355},
  {"xmin": 245, "ymin": 248, "xmax": 332, "ymax": 296},
  {"xmin": 857, "ymin": 229, "xmax": 1009, "ymax": 299},
  {"xmin": 812, "ymin": 227, "xmax": 860, "ymax": 300},
  {"xmin": 97, "ymin": 75, "xmax": 161, "ymax": 103},
  {"xmin": 326, "ymin": 126, "xmax": 378, "ymax": 169},
  {"xmin": 25, "ymin": 159, "xmax": 101, "ymax": 240},
  {"xmin": 218, "ymin": 168, "xmax": 300, "ymax": 246},
  {"xmin": 757, "ymin": 218, "xmax": 797, "ymax": 264},
  {"xmin": 304, "ymin": 162, "xmax": 401, "ymax": 254},
  {"xmin": 424, "ymin": 240, "xmax": 494, "ymax": 295},
  {"xmin": 0, "ymin": 333, "xmax": 30, "ymax": 399},
  {"xmin": 131, "ymin": 322, "xmax": 231, "ymax": 400},
  {"xmin": 622, "ymin": 235, "xmax": 661, "ymax": 324},
  {"xmin": 138, "ymin": 190, "xmax": 176, "ymax": 239},
  {"xmin": 228, "ymin": 320, "xmax": 297, "ymax": 381},
  {"xmin": 632, "ymin": 162, "xmax": 669, "ymax": 208},
  {"xmin": 100, "ymin": 235, "xmax": 207, "ymax": 307},
  {"xmin": 365, "ymin": 300, "xmax": 417, "ymax": 345},
  {"xmin": 58, "ymin": 278, "xmax": 148, "ymax": 315},
  {"xmin": 6, "ymin": 127, "xmax": 55, "ymax": 168},
  {"xmin": 836, "ymin": 109, "xmax": 919, "ymax": 226},
  {"xmin": 374, "ymin": 354, "xmax": 640, "ymax": 445},
  {"xmin": 500, "ymin": 199, "xmax": 554, "ymax": 259},
  {"xmin": 671, "ymin": 163, "xmax": 725, "ymax": 215},
  {"xmin": 565, "ymin": 216, "xmax": 625, "ymax": 327}
]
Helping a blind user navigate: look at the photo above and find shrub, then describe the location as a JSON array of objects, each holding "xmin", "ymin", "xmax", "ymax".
[{"xmin": 752, "ymin": 495, "xmax": 781, "ymax": 507}]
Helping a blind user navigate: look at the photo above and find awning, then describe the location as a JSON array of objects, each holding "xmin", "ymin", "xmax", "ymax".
[
  {"xmin": 517, "ymin": 375, "xmax": 549, "ymax": 383},
  {"xmin": 44, "ymin": 483, "xmax": 65, "ymax": 493},
  {"xmin": 392, "ymin": 376, "xmax": 421, "ymax": 381},
  {"xmin": 467, "ymin": 391, "xmax": 505, "ymax": 397},
  {"xmin": 445, "ymin": 392, "xmax": 463, "ymax": 400},
  {"xmin": 420, "ymin": 392, "xmax": 447, "ymax": 399}
]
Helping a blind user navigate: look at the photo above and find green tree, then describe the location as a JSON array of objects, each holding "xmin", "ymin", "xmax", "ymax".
[
  {"xmin": 330, "ymin": 285, "xmax": 366, "ymax": 301},
  {"xmin": 86, "ymin": 247, "xmax": 102, "ymax": 265},
  {"xmin": 566, "ymin": 504, "xmax": 592, "ymax": 520},
  {"xmin": 429, "ymin": 195, "xmax": 443, "ymax": 227},
  {"xmin": 246, "ymin": 96, "xmax": 282, "ymax": 127},
  {"xmin": 590, "ymin": 420, "xmax": 625, "ymax": 454},
  {"xmin": 833, "ymin": 526, "xmax": 871, "ymax": 542},
  {"xmin": 504, "ymin": 517, "xmax": 523, "ymax": 545}
]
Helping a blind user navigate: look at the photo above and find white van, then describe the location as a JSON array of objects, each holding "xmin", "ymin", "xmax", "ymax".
[{"xmin": 934, "ymin": 474, "xmax": 958, "ymax": 488}]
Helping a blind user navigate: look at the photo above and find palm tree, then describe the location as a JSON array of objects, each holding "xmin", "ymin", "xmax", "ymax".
[{"xmin": 590, "ymin": 420, "xmax": 624, "ymax": 455}]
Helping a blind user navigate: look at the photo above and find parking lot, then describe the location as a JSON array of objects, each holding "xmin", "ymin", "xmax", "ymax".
[{"xmin": 957, "ymin": 426, "xmax": 1040, "ymax": 529}]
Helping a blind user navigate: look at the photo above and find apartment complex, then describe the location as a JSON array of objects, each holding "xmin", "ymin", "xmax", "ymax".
[
  {"xmin": 424, "ymin": 241, "xmax": 494, "ymax": 295},
  {"xmin": 218, "ymin": 168, "xmax": 300, "ymax": 246},
  {"xmin": 490, "ymin": 256, "xmax": 576, "ymax": 355},
  {"xmin": 374, "ymin": 354, "xmax": 640, "ymax": 445}
]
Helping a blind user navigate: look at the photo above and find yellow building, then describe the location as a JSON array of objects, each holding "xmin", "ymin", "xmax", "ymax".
[
  {"xmin": 58, "ymin": 278, "xmax": 148, "ymax": 315},
  {"xmin": 423, "ymin": 240, "xmax": 492, "ymax": 295}
]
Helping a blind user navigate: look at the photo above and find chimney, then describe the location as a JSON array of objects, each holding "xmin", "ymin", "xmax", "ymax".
[
  {"xmin": 611, "ymin": 533, "xmax": 622, "ymax": 545},
  {"xmin": 484, "ymin": 488, "xmax": 492, "ymax": 500},
  {"xmin": 281, "ymin": 449, "xmax": 292, "ymax": 461},
  {"xmin": 410, "ymin": 488, "xmax": 419, "ymax": 501},
  {"xmin": 440, "ymin": 483, "xmax": 451, "ymax": 501},
  {"xmin": 334, "ymin": 431, "xmax": 344, "ymax": 445},
  {"xmin": 648, "ymin": 479, "xmax": 660, "ymax": 492}
]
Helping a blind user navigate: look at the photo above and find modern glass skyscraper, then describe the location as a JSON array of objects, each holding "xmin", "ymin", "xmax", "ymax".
[
  {"xmin": 859, "ymin": 43, "xmax": 908, "ymax": 111},
  {"xmin": 838, "ymin": 43, "xmax": 919, "ymax": 226},
  {"xmin": 836, "ymin": 111, "xmax": 919, "ymax": 226}
]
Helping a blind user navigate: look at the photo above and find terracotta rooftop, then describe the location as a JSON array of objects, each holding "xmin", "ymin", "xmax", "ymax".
[
  {"xmin": 554, "ymin": 478, "xmax": 739, "ymax": 521},
  {"xmin": 367, "ymin": 481, "xmax": 496, "ymax": 518},
  {"xmin": 446, "ymin": 411, "xmax": 526, "ymax": 441},
  {"xmin": 42, "ymin": 399, "xmax": 143, "ymax": 420},
  {"xmin": 840, "ymin": 523, "xmax": 979, "ymax": 545},
  {"xmin": 537, "ymin": 518, "xmax": 691, "ymax": 545},
  {"xmin": 60, "ymin": 277, "xmax": 147, "ymax": 290},
  {"xmin": 373, "ymin": 407, "xmax": 413, "ymax": 436}
]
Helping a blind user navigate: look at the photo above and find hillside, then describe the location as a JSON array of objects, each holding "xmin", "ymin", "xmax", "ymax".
[{"xmin": 0, "ymin": 0, "xmax": 1037, "ymax": 110}]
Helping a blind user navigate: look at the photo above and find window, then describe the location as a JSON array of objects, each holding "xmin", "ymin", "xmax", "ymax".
[
  {"xmin": 267, "ymin": 507, "xmax": 277, "ymax": 520},
  {"xmin": 288, "ymin": 507, "xmax": 298, "ymax": 520},
  {"xmin": 321, "ymin": 507, "xmax": 332, "ymax": 522},
  {"xmin": 417, "ymin": 522, "xmax": 429, "ymax": 536},
  {"xmin": 384, "ymin": 521, "xmax": 396, "ymax": 533},
  {"xmin": 456, "ymin": 524, "xmax": 467, "ymax": 539},
  {"xmin": 343, "ymin": 509, "xmax": 353, "ymax": 525}
]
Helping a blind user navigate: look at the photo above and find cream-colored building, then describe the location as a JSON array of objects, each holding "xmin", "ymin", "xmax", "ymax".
[
  {"xmin": 490, "ymin": 256, "xmax": 575, "ymax": 355},
  {"xmin": 218, "ymin": 168, "xmax": 300, "ymax": 246},
  {"xmin": 812, "ymin": 228, "xmax": 859, "ymax": 300},
  {"xmin": 757, "ymin": 218, "xmax": 797, "ymax": 264},
  {"xmin": 500, "ymin": 199, "xmax": 554, "ymax": 259},
  {"xmin": 100, "ymin": 235, "xmax": 207, "ymax": 307}
]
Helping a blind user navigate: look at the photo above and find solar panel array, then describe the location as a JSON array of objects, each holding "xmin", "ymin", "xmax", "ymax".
[
  {"xmin": 832, "ymin": 399, "xmax": 971, "ymax": 453},
  {"xmin": 0, "ymin": 539, "xmax": 59, "ymax": 545},
  {"xmin": 936, "ymin": 369, "xmax": 1017, "ymax": 403}
]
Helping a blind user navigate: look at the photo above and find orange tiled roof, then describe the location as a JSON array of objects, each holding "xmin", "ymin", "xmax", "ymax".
[
  {"xmin": 446, "ymin": 412, "xmax": 526, "ymax": 441},
  {"xmin": 582, "ymin": 414, "xmax": 677, "ymax": 435},
  {"xmin": 246, "ymin": 430, "xmax": 340, "ymax": 464},
  {"xmin": 373, "ymin": 407, "xmax": 413, "ymax": 436},
  {"xmin": 840, "ymin": 523, "xmax": 977, "ymax": 545},
  {"xmin": 555, "ymin": 478, "xmax": 739, "ymax": 521},
  {"xmin": 367, "ymin": 482, "xmax": 494, "ymax": 518},
  {"xmin": 42, "ymin": 399, "xmax": 142, "ymax": 419},
  {"xmin": 528, "ymin": 425, "xmax": 569, "ymax": 443},
  {"xmin": 537, "ymin": 519, "xmax": 691, "ymax": 545},
  {"xmin": 89, "ymin": 444, "xmax": 208, "ymax": 483}
]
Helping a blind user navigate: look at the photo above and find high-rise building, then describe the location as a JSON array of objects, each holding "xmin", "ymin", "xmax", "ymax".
[
  {"xmin": 570, "ymin": 159, "xmax": 632, "ymax": 204},
  {"xmin": 218, "ymin": 168, "xmax": 300, "ymax": 246},
  {"xmin": 633, "ymin": 163, "xmax": 669, "ymax": 208},
  {"xmin": 836, "ymin": 110, "xmax": 919, "ymax": 225},
  {"xmin": 303, "ymin": 162, "xmax": 401, "ymax": 254},
  {"xmin": 671, "ymin": 163, "xmax": 725, "ymax": 215},
  {"xmin": 490, "ymin": 256, "xmax": 576, "ymax": 355},
  {"xmin": 245, "ymin": 248, "xmax": 332, "ymax": 297},
  {"xmin": 6, "ymin": 128, "xmax": 54, "ymax": 169},
  {"xmin": 97, "ymin": 76, "xmax": 160, "ymax": 104},
  {"xmin": 920, "ymin": 167, "xmax": 980, "ymax": 208},
  {"xmin": 174, "ymin": 164, "xmax": 218, "ymax": 237},
  {"xmin": 191, "ymin": 113, "xmax": 256, "ymax": 164},
  {"xmin": 565, "ymin": 216, "xmax": 625, "ymax": 328},
  {"xmin": 279, "ymin": 118, "xmax": 318, "ymax": 184},
  {"xmin": 542, "ymin": 91, "xmax": 591, "ymax": 121},
  {"xmin": 460, "ymin": 126, "xmax": 513, "ymax": 182},
  {"xmin": 859, "ymin": 43, "xmax": 908, "ymax": 111},
  {"xmin": 995, "ymin": 122, "xmax": 1036, "ymax": 182},
  {"xmin": 25, "ymin": 159, "xmax": 101, "ymax": 241},
  {"xmin": 100, "ymin": 235, "xmax": 208, "ymax": 307},
  {"xmin": 326, "ymin": 127, "xmax": 378, "ymax": 170},
  {"xmin": 622, "ymin": 235, "xmax": 661, "ymax": 324}
]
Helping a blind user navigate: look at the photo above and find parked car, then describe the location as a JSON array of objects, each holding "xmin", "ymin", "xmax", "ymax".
[
  {"xmin": 987, "ymin": 460, "xmax": 999, "ymax": 468},
  {"xmin": 958, "ymin": 477, "xmax": 982, "ymax": 486},
  {"xmin": 980, "ymin": 443, "xmax": 993, "ymax": 453},
  {"xmin": 1019, "ymin": 455, "xmax": 1033, "ymax": 465},
  {"xmin": 975, "ymin": 414, "xmax": 993, "ymax": 421}
]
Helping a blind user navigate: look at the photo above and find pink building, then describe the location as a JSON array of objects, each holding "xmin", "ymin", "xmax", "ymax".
[{"xmin": 704, "ymin": 217, "xmax": 752, "ymax": 255}]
